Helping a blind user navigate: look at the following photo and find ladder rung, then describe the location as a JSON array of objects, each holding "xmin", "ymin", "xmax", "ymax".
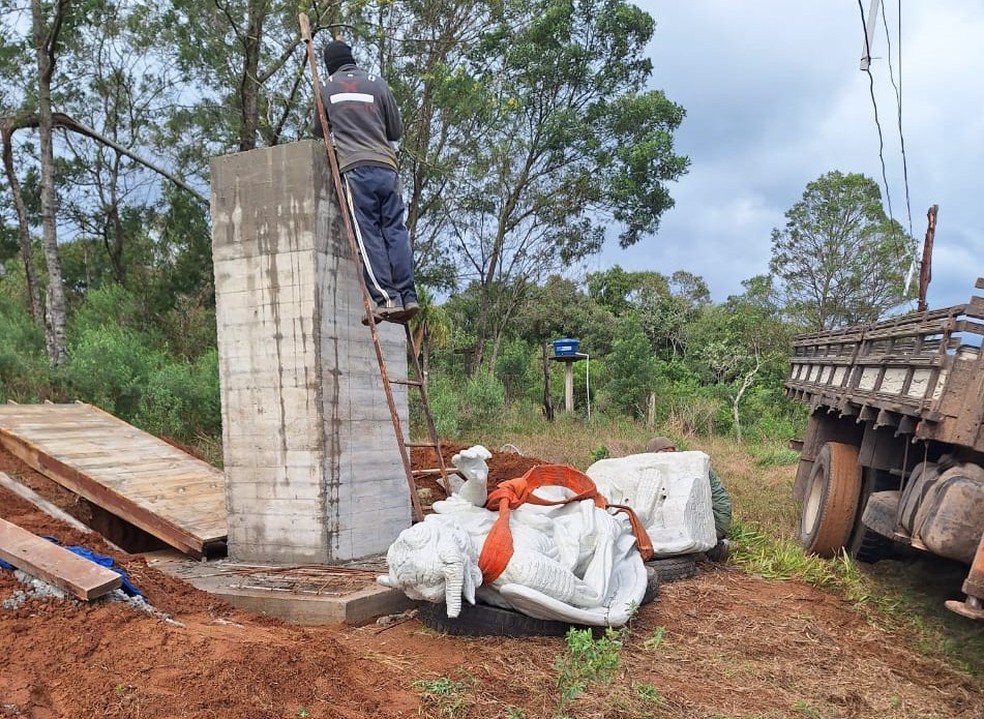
[
  {"xmin": 412, "ymin": 468, "xmax": 460, "ymax": 476},
  {"xmin": 390, "ymin": 378, "xmax": 423, "ymax": 387},
  {"xmin": 406, "ymin": 442, "xmax": 438, "ymax": 449}
]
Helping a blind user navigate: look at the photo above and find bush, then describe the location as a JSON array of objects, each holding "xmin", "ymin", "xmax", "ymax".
[
  {"xmin": 134, "ymin": 349, "xmax": 221, "ymax": 440},
  {"xmin": 69, "ymin": 284, "xmax": 145, "ymax": 335},
  {"xmin": 604, "ymin": 316, "xmax": 656, "ymax": 418},
  {"xmin": 425, "ymin": 375, "xmax": 460, "ymax": 439},
  {"xmin": 0, "ymin": 295, "xmax": 47, "ymax": 402},
  {"xmin": 62, "ymin": 325, "xmax": 163, "ymax": 419},
  {"xmin": 495, "ymin": 339, "xmax": 537, "ymax": 403},
  {"xmin": 460, "ymin": 370, "xmax": 506, "ymax": 430}
]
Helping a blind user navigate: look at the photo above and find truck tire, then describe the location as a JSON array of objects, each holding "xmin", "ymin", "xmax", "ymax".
[
  {"xmin": 799, "ymin": 442, "xmax": 862, "ymax": 558},
  {"xmin": 847, "ymin": 467, "xmax": 895, "ymax": 563}
]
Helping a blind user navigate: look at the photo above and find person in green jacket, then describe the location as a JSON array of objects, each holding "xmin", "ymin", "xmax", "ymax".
[{"xmin": 646, "ymin": 437, "xmax": 733, "ymax": 554}]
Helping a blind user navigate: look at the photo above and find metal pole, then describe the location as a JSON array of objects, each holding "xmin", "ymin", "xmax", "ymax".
[
  {"xmin": 585, "ymin": 354, "xmax": 590, "ymax": 421},
  {"xmin": 917, "ymin": 205, "xmax": 938, "ymax": 313}
]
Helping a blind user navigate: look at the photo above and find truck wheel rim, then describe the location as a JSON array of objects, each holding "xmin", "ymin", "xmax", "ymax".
[{"xmin": 803, "ymin": 470, "xmax": 824, "ymax": 534}]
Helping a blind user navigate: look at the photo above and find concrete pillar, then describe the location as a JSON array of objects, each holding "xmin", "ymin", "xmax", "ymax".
[{"xmin": 210, "ymin": 140, "xmax": 411, "ymax": 564}]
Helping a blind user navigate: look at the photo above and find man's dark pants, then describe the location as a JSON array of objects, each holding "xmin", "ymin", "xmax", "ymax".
[{"xmin": 343, "ymin": 165, "xmax": 417, "ymax": 309}]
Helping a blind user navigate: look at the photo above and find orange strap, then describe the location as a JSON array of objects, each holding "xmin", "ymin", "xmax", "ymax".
[{"xmin": 478, "ymin": 465, "xmax": 654, "ymax": 585}]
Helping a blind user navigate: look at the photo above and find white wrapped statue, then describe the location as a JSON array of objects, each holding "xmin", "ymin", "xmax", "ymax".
[
  {"xmin": 587, "ymin": 450, "xmax": 717, "ymax": 556},
  {"xmin": 377, "ymin": 446, "xmax": 651, "ymax": 627}
]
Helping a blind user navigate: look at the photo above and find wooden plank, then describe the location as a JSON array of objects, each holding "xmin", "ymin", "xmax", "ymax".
[
  {"xmin": 0, "ymin": 408, "xmax": 224, "ymax": 558},
  {"xmin": 0, "ymin": 473, "xmax": 127, "ymax": 553},
  {"xmin": 975, "ymin": 277, "xmax": 984, "ymax": 291},
  {"xmin": 0, "ymin": 517, "xmax": 121, "ymax": 600},
  {"xmin": 0, "ymin": 472, "xmax": 94, "ymax": 535}
]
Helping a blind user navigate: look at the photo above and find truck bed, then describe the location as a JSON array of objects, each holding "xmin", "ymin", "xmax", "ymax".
[{"xmin": 784, "ymin": 279, "xmax": 984, "ymax": 453}]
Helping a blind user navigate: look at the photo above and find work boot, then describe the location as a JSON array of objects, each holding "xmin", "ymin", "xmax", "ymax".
[
  {"xmin": 398, "ymin": 301, "xmax": 420, "ymax": 322},
  {"xmin": 380, "ymin": 301, "xmax": 420, "ymax": 323},
  {"xmin": 360, "ymin": 304, "xmax": 386, "ymax": 326}
]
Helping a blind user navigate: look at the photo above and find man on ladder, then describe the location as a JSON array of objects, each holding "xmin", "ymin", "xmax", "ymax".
[
  {"xmin": 312, "ymin": 39, "xmax": 419, "ymax": 325},
  {"xmin": 302, "ymin": 20, "xmax": 450, "ymax": 521}
]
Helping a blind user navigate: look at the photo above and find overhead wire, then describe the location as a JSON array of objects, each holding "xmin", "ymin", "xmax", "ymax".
[
  {"xmin": 879, "ymin": 0, "xmax": 914, "ymax": 239},
  {"xmin": 856, "ymin": 0, "xmax": 907, "ymax": 269}
]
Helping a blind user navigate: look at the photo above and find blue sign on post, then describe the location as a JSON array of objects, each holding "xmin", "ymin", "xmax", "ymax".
[{"xmin": 552, "ymin": 338, "xmax": 580, "ymax": 358}]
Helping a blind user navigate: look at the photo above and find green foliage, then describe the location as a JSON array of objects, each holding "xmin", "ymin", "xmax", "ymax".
[
  {"xmin": 495, "ymin": 339, "xmax": 537, "ymax": 403},
  {"xmin": 0, "ymin": 294, "xmax": 47, "ymax": 402},
  {"xmin": 57, "ymin": 285, "xmax": 219, "ymax": 439},
  {"xmin": 554, "ymin": 627, "xmax": 623, "ymax": 710},
  {"xmin": 63, "ymin": 324, "xmax": 163, "ymax": 419},
  {"xmin": 604, "ymin": 315, "xmax": 656, "ymax": 418},
  {"xmin": 751, "ymin": 443, "xmax": 802, "ymax": 468},
  {"xmin": 729, "ymin": 522, "xmax": 855, "ymax": 589},
  {"xmin": 156, "ymin": 298, "xmax": 217, "ymax": 362},
  {"xmin": 426, "ymin": 376, "xmax": 461, "ymax": 439},
  {"xmin": 643, "ymin": 626, "xmax": 666, "ymax": 651},
  {"xmin": 68, "ymin": 284, "xmax": 145, "ymax": 335},
  {"xmin": 412, "ymin": 676, "xmax": 472, "ymax": 718},
  {"xmin": 134, "ymin": 350, "xmax": 221, "ymax": 440},
  {"xmin": 769, "ymin": 171, "xmax": 916, "ymax": 330},
  {"xmin": 460, "ymin": 370, "xmax": 506, "ymax": 430},
  {"xmin": 512, "ymin": 275, "xmax": 617, "ymax": 356},
  {"xmin": 589, "ymin": 445, "xmax": 610, "ymax": 462},
  {"xmin": 633, "ymin": 682, "xmax": 665, "ymax": 706}
]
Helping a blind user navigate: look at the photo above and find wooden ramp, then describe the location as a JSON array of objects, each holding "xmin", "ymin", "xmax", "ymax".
[{"xmin": 0, "ymin": 403, "xmax": 226, "ymax": 558}]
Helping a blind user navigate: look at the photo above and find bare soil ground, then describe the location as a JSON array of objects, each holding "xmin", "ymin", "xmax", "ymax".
[{"xmin": 1, "ymin": 443, "xmax": 982, "ymax": 719}]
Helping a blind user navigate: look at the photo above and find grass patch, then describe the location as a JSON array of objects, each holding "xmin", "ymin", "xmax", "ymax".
[
  {"xmin": 749, "ymin": 443, "xmax": 801, "ymax": 467},
  {"xmin": 554, "ymin": 627, "xmax": 623, "ymax": 713},
  {"xmin": 412, "ymin": 676, "xmax": 473, "ymax": 718},
  {"xmin": 643, "ymin": 626, "xmax": 666, "ymax": 651}
]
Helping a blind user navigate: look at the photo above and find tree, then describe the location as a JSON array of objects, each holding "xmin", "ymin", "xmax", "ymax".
[
  {"xmin": 371, "ymin": 0, "xmax": 491, "ymax": 292},
  {"xmin": 586, "ymin": 265, "xmax": 667, "ymax": 318},
  {"xmin": 30, "ymin": 0, "xmax": 70, "ymax": 364},
  {"xmin": 435, "ymin": 0, "xmax": 688, "ymax": 373},
  {"xmin": 686, "ymin": 275, "xmax": 794, "ymax": 441},
  {"xmin": 769, "ymin": 171, "xmax": 916, "ymax": 331},
  {"xmin": 409, "ymin": 285, "xmax": 451, "ymax": 385},
  {"xmin": 511, "ymin": 275, "xmax": 617, "ymax": 356},
  {"xmin": 605, "ymin": 314, "xmax": 656, "ymax": 419}
]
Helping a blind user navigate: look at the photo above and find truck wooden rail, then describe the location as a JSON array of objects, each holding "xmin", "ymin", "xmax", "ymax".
[{"xmin": 785, "ymin": 278, "xmax": 984, "ymax": 620}]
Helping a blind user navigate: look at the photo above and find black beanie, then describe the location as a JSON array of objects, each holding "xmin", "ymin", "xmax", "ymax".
[{"xmin": 323, "ymin": 41, "xmax": 355, "ymax": 75}]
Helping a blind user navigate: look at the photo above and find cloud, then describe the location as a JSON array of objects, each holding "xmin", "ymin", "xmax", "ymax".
[{"xmin": 600, "ymin": 1, "xmax": 983, "ymax": 310}]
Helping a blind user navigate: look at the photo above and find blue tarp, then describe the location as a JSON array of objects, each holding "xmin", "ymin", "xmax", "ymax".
[{"xmin": 0, "ymin": 537, "xmax": 142, "ymax": 597}]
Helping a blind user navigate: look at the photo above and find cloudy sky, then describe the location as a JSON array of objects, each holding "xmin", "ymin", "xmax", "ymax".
[{"xmin": 593, "ymin": 1, "xmax": 984, "ymax": 310}]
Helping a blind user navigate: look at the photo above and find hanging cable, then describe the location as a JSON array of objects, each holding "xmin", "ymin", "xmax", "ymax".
[
  {"xmin": 879, "ymin": 0, "xmax": 914, "ymax": 239},
  {"xmin": 856, "ymin": 0, "xmax": 905, "ymax": 267}
]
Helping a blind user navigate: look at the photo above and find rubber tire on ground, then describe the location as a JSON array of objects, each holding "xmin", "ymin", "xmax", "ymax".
[
  {"xmin": 416, "ymin": 601, "xmax": 586, "ymax": 637},
  {"xmin": 799, "ymin": 441, "xmax": 862, "ymax": 558},
  {"xmin": 846, "ymin": 466, "xmax": 895, "ymax": 563},
  {"xmin": 646, "ymin": 555, "xmax": 699, "ymax": 583},
  {"xmin": 642, "ymin": 564, "xmax": 661, "ymax": 605}
]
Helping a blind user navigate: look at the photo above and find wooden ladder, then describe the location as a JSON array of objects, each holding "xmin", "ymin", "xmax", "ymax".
[{"xmin": 301, "ymin": 15, "xmax": 450, "ymax": 522}]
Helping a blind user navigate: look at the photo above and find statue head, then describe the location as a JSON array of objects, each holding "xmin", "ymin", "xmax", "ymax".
[{"xmin": 377, "ymin": 515, "xmax": 481, "ymax": 617}]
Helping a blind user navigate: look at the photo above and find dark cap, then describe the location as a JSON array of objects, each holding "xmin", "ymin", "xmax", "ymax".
[
  {"xmin": 646, "ymin": 437, "xmax": 676, "ymax": 453},
  {"xmin": 323, "ymin": 40, "xmax": 355, "ymax": 75}
]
